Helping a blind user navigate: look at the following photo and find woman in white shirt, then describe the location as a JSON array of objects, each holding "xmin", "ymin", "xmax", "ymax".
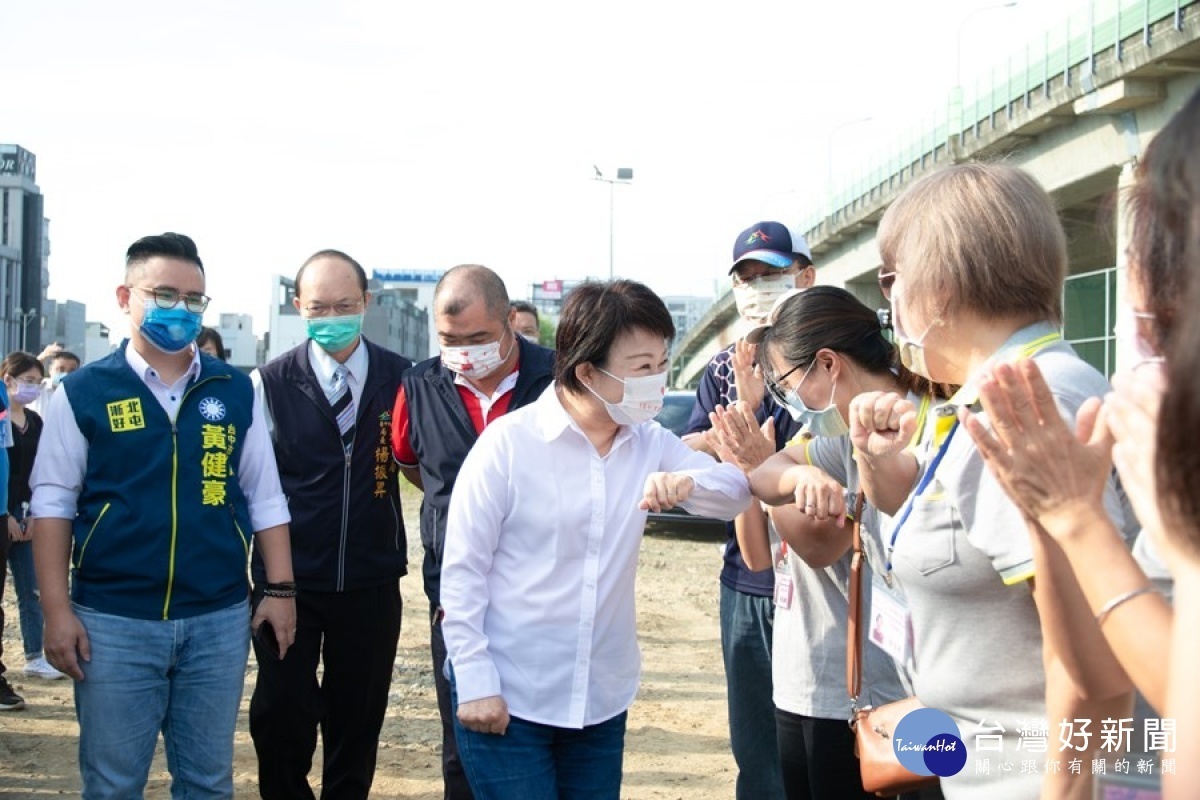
[{"xmin": 440, "ymin": 279, "xmax": 751, "ymax": 799}]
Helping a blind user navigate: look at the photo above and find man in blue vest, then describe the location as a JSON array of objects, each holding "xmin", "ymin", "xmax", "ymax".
[
  {"xmin": 31, "ymin": 231, "xmax": 296, "ymax": 798},
  {"xmin": 391, "ymin": 264, "xmax": 555, "ymax": 799},
  {"xmin": 250, "ymin": 250, "xmax": 412, "ymax": 800},
  {"xmin": 683, "ymin": 221, "xmax": 814, "ymax": 800}
]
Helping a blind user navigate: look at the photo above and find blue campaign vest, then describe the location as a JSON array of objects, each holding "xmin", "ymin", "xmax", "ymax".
[
  {"xmin": 66, "ymin": 342, "xmax": 254, "ymax": 620},
  {"xmin": 403, "ymin": 336, "xmax": 555, "ymax": 605}
]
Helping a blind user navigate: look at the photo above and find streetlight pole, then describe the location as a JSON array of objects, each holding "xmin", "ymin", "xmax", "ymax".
[
  {"xmin": 951, "ymin": 1, "xmax": 1018, "ymax": 148},
  {"xmin": 593, "ymin": 165, "xmax": 633, "ymax": 279},
  {"xmin": 16, "ymin": 308, "xmax": 36, "ymax": 352},
  {"xmin": 826, "ymin": 116, "xmax": 873, "ymax": 219}
]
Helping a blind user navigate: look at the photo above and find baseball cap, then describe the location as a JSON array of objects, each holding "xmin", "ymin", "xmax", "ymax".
[
  {"xmin": 744, "ymin": 288, "xmax": 807, "ymax": 345},
  {"xmin": 729, "ymin": 221, "xmax": 813, "ymax": 274}
]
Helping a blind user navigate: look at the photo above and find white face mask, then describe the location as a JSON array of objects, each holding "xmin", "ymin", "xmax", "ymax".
[
  {"xmin": 586, "ymin": 367, "xmax": 668, "ymax": 426},
  {"xmin": 733, "ymin": 273, "xmax": 796, "ymax": 325},
  {"xmin": 891, "ymin": 285, "xmax": 938, "ymax": 380},
  {"xmin": 1112, "ymin": 303, "xmax": 1158, "ymax": 373},
  {"xmin": 441, "ymin": 330, "xmax": 515, "ymax": 381}
]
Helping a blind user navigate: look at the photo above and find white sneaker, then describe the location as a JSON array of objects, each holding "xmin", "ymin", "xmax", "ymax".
[{"xmin": 23, "ymin": 656, "xmax": 66, "ymax": 680}]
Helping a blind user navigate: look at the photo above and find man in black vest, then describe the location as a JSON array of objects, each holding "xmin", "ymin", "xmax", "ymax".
[
  {"xmin": 250, "ymin": 250, "xmax": 413, "ymax": 800},
  {"xmin": 391, "ymin": 264, "xmax": 554, "ymax": 799}
]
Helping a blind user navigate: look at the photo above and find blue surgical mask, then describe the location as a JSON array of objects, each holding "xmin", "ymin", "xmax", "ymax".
[
  {"xmin": 307, "ymin": 313, "xmax": 363, "ymax": 353},
  {"xmin": 776, "ymin": 359, "xmax": 849, "ymax": 438},
  {"xmin": 136, "ymin": 296, "xmax": 203, "ymax": 354}
]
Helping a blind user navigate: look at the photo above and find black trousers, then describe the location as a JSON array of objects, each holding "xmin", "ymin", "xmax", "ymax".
[
  {"xmin": 776, "ymin": 709, "xmax": 881, "ymax": 800},
  {"xmin": 431, "ymin": 605, "xmax": 475, "ymax": 799},
  {"xmin": 0, "ymin": 519, "xmax": 9, "ymax": 677},
  {"xmin": 250, "ymin": 581, "xmax": 402, "ymax": 800},
  {"xmin": 775, "ymin": 710, "xmax": 944, "ymax": 800}
]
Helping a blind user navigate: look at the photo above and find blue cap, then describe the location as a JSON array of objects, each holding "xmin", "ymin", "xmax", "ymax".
[{"xmin": 729, "ymin": 221, "xmax": 813, "ymax": 274}]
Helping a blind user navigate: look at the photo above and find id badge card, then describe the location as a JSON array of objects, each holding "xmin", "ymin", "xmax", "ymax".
[
  {"xmin": 774, "ymin": 542, "xmax": 794, "ymax": 610},
  {"xmin": 869, "ymin": 572, "xmax": 912, "ymax": 664}
]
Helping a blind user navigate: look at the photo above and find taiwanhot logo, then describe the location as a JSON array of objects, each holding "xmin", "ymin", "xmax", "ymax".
[
  {"xmin": 893, "ymin": 707, "xmax": 967, "ymax": 778},
  {"xmin": 744, "ymin": 229, "xmax": 772, "ymax": 246}
]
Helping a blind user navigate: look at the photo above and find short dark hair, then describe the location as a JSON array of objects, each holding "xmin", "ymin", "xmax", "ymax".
[
  {"xmin": 51, "ymin": 351, "xmax": 81, "ymax": 369},
  {"xmin": 2, "ymin": 351, "xmax": 45, "ymax": 379},
  {"xmin": 196, "ymin": 327, "xmax": 227, "ymax": 361},
  {"xmin": 555, "ymin": 280, "xmax": 675, "ymax": 395},
  {"xmin": 510, "ymin": 300, "xmax": 539, "ymax": 323},
  {"xmin": 295, "ymin": 249, "xmax": 368, "ymax": 297},
  {"xmin": 435, "ymin": 265, "xmax": 510, "ymax": 319},
  {"xmin": 126, "ymin": 232, "xmax": 203, "ymax": 273}
]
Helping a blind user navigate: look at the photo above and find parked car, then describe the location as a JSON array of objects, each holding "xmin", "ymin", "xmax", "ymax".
[{"xmin": 644, "ymin": 390, "xmax": 728, "ymax": 538}]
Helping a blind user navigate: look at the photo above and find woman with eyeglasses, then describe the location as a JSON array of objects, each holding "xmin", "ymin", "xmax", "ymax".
[
  {"xmin": 957, "ymin": 89, "xmax": 1200, "ymax": 796},
  {"xmin": 440, "ymin": 279, "xmax": 750, "ymax": 799},
  {"xmin": 2, "ymin": 351, "xmax": 66, "ymax": 682},
  {"xmin": 843, "ymin": 163, "xmax": 1142, "ymax": 799},
  {"xmin": 706, "ymin": 286, "xmax": 943, "ymax": 800}
]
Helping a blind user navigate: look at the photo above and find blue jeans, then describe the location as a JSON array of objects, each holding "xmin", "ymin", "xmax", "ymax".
[
  {"xmin": 720, "ymin": 584, "xmax": 784, "ymax": 800},
  {"xmin": 8, "ymin": 539, "xmax": 44, "ymax": 658},
  {"xmin": 450, "ymin": 673, "xmax": 626, "ymax": 799},
  {"xmin": 74, "ymin": 599, "xmax": 251, "ymax": 799}
]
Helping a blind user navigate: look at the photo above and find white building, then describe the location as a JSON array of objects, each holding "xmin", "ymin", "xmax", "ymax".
[
  {"xmin": 371, "ymin": 269, "xmax": 442, "ymax": 358},
  {"xmin": 214, "ymin": 313, "xmax": 259, "ymax": 369},
  {"xmin": 84, "ymin": 321, "xmax": 112, "ymax": 364},
  {"xmin": 661, "ymin": 295, "xmax": 713, "ymax": 341},
  {"xmin": 265, "ymin": 275, "xmax": 308, "ymax": 362}
]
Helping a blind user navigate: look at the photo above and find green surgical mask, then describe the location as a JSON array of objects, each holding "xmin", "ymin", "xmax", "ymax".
[{"xmin": 307, "ymin": 313, "xmax": 363, "ymax": 352}]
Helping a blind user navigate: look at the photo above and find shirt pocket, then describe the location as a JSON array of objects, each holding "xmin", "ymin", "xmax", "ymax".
[{"xmin": 897, "ymin": 489, "xmax": 959, "ymax": 577}]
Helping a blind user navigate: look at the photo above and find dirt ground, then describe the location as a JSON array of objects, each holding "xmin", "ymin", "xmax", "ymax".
[{"xmin": 0, "ymin": 488, "xmax": 737, "ymax": 798}]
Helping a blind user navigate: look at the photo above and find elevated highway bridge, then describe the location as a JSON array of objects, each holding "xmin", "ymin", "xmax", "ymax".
[{"xmin": 672, "ymin": 0, "xmax": 1200, "ymax": 388}]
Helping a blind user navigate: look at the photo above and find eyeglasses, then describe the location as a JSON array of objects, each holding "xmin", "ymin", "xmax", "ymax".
[
  {"xmin": 301, "ymin": 299, "xmax": 365, "ymax": 317},
  {"xmin": 764, "ymin": 361, "xmax": 808, "ymax": 406},
  {"xmin": 877, "ymin": 270, "xmax": 897, "ymax": 301},
  {"xmin": 731, "ymin": 265, "xmax": 799, "ymax": 288},
  {"xmin": 130, "ymin": 286, "xmax": 211, "ymax": 313}
]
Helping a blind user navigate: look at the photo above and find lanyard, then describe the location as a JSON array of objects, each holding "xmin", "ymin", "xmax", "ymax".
[
  {"xmin": 883, "ymin": 329, "xmax": 1063, "ymax": 575},
  {"xmin": 885, "ymin": 413, "xmax": 958, "ymax": 574}
]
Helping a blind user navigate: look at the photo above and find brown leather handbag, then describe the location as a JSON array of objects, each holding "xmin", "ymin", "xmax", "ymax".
[{"xmin": 846, "ymin": 490, "xmax": 940, "ymax": 797}]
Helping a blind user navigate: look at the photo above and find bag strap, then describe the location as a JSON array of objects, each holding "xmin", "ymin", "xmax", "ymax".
[{"xmin": 846, "ymin": 489, "xmax": 867, "ymax": 709}]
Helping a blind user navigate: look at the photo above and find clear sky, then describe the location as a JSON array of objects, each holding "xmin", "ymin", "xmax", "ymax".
[{"xmin": 7, "ymin": 0, "xmax": 1088, "ymax": 338}]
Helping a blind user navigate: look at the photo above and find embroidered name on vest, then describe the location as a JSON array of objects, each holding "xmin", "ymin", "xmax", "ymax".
[{"xmin": 200, "ymin": 423, "xmax": 237, "ymax": 506}]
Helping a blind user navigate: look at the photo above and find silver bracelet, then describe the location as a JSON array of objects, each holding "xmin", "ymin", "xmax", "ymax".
[{"xmin": 1095, "ymin": 586, "xmax": 1156, "ymax": 627}]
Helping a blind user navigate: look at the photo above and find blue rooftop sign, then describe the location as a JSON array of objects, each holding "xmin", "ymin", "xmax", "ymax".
[{"xmin": 374, "ymin": 269, "xmax": 444, "ymax": 284}]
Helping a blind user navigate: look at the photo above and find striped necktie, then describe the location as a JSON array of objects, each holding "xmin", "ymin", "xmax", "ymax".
[{"xmin": 330, "ymin": 364, "xmax": 356, "ymax": 452}]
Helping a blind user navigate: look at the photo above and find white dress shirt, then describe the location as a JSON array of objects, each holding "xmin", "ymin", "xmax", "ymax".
[
  {"xmin": 442, "ymin": 383, "xmax": 751, "ymax": 729},
  {"xmin": 307, "ymin": 338, "xmax": 369, "ymax": 408},
  {"xmin": 31, "ymin": 342, "xmax": 291, "ymax": 532}
]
